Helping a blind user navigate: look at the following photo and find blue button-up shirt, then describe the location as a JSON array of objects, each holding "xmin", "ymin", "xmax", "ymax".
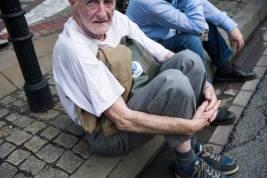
[{"xmin": 126, "ymin": 0, "xmax": 237, "ymax": 41}]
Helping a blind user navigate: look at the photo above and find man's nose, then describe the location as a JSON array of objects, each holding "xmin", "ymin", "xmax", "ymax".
[{"xmin": 96, "ymin": 3, "xmax": 107, "ymax": 19}]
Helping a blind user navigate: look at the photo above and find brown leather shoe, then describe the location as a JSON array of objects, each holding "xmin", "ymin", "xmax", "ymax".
[{"xmin": 214, "ymin": 64, "xmax": 257, "ymax": 83}]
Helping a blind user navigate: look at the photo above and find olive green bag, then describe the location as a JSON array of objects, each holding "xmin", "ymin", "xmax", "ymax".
[{"xmin": 120, "ymin": 37, "xmax": 161, "ymax": 100}]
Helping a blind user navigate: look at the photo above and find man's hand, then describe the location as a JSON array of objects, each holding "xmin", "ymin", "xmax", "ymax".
[
  {"xmin": 203, "ymin": 82, "xmax": 218, "ymax": 124},
  {"xmin": 228, "ymin": 27, "xmax": 244, "ymax": 52},
  {"xmin": 192, "ymin": 100, "xmax": 221, "ymax": 128},
  {"xmin": 203, "ymin": 82, "xmax": 217, "ymax": 110}
]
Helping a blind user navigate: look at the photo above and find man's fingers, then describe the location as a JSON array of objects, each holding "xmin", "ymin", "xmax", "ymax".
[
  {"xmin": 198, "ymin": 101, "xmax": 209, "ymax": 111},
  {"xmin": 237, "ymin": 40, "xmax": 244, "ymax": 52},
  {"xmin": 214, "ymin": 100, "xmax": 221, "ymax": 110},
  {"xmin": 205, "ymin": 94, "xmax": 217, "ymax": 111},
  {"xmin": 209, "ymin": 110, "xmax": 217, "ymax": 122},
  {"xmin": 194, "ymin": 100, "xmax": 221, "ymax": 127},
  {"xmin": 205, "ymin": 100, "xmax": 221, "ymax": 120},
  {"xmin": 230, "ymin": 39, "xmax": 235, "ymax": 49},
  {"xmin": 204, "ymin": 90, "xmax": 212, "ymax": 100}
]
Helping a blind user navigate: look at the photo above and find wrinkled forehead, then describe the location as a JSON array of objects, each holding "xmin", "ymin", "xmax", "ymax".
[
  {"xmin": 77, "ymin": 0, "xmax": 116, "ymax": 3},
  {"xmin": 74, "ymin": 0, "xmax": 116, "ymax": 10}
]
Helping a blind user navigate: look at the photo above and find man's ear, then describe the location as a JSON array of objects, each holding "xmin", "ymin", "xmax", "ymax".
[{"xmin": 68, "ymin": 0, "xmax": 77, "ymax": 10}]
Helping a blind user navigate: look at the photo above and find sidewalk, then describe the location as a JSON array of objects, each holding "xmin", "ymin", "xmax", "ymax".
[{"xmin": 0, "ymin": 0, "xmax": 267, "ymax": 177}]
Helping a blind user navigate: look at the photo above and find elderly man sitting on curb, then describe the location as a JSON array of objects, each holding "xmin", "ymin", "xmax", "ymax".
[
  {"xmin": 53, "ymin": 0, "xmax": 239, "ymax": 177},
  {"xmin": 125, "ymin": 0, "xmax": 257, "ymax": 126}
]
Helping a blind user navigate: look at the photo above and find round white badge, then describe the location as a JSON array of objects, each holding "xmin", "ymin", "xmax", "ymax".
[{"xmin": 132, "ymin": 61, "xmax": 143, "ymax": 78}]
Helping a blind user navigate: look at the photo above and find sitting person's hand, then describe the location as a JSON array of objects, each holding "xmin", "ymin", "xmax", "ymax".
[
  {"xmin": 203, "ymin": 82, "xmax": 219, "ymax": 124},
  {"xmin": 192, "ymin": 100, "xmax": 221, "ymax": 131},
  {"xmin": 228, "ymin": 27, "xmax": 244, "ymax": 52}
]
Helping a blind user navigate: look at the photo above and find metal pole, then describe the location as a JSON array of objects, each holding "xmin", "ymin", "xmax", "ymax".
[{"xmin": 0, "ymin": 0, "xmax": 54, "ymax": 112}]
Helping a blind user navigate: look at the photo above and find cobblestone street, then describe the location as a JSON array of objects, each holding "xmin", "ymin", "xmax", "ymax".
[{"xmin": 0, "ymin": 71, "xmax": 89, "ymax": 177}]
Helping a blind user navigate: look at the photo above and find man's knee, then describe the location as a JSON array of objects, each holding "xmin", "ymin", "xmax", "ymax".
[
  {"xmin": 178, "ymin": 33, "xmax": 202, "ymax": 49},
  {"xmin": 152, "ymin": 70, "xmax": 196, "ymax": 117},
  {"xmin": 168, "ymin": 49, "xmax": 206, "ymax": 74},
  {"xmin": 158, "ymin": 69, "xmax": 194, "ymax": 97},
  {"xmin": 183, "ymin": 34, "xmax": 202, "ymax": 45}
]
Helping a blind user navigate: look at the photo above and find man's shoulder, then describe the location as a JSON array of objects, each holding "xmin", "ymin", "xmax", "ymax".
[{"xmin": 55, "ymin": 30, "xmax": 97, "ymax": 60}]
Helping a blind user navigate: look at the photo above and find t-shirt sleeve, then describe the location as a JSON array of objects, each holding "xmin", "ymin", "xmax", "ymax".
[
  {"xmin": 66, "ymin": 42, "xmax": 125, "ymax": 116},
  {"xmin": 115, "ymin": 11, "xmax": 169, "ymax": 62}
]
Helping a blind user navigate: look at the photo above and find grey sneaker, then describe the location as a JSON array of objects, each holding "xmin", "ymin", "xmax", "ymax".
[
  {"xmin": 174, "ymin": 157, "xmax": 228, "ymax": 178},
  {"xmin": 196, "ymin": 143, "xmax": 239, "ymax": 175}
]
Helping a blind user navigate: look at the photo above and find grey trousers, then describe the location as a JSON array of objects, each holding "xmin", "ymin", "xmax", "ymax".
[{"xmin": 85, "ymin": 49, "xmax": 207, "ymax": 155}]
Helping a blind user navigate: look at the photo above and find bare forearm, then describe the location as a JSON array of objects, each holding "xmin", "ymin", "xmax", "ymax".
[
  {"xmin": 104, "ymin": 97, "xmax": 197, "ymax": 135},
  {"xmin": 122, "ymin": 110, "xmax": 196, "ymax": 135}
]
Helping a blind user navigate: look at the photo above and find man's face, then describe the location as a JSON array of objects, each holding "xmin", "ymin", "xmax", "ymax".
[{"xmin": 74, "ymin": 0, "xmax": 115, "ymax": 36}]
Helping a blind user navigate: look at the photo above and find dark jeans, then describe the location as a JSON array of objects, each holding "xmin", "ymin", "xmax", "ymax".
[{"xmin": 158, "ymin": 21, "xmax": 233, "ymax": 83}]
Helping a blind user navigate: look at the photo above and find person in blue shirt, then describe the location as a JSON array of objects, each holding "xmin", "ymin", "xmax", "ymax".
[{"xmin": 125, "ymin": 0, "xmax": 256, "ymax": 127}]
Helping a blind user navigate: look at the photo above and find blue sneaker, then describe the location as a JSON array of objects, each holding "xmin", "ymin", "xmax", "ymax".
[
  {"xmin": 174, "ymin": 157, "xmax": 228, "ymax": 178},
  {"xmin": 195, "ymin": 143, "xmax": 239, "ymax": 175}
]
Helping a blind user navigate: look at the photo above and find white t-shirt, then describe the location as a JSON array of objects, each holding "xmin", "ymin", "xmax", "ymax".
[{"xmin": 53, "ymin": 10, "xmax": 169, "ymax": 125}]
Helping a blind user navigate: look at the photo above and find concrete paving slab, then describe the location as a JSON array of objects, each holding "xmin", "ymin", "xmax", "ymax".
[
  {"xmin": 109, "ymin": 136, "xmax": 165, "ymax": 178},
  {"xmin": 223, "ymin": 82, "xmax": 244, "ymax": 96},
  {"xmin": 70, "ymin": 153, "xmax": 124, "ymax": 178},
  {"xmin": 232, "ymin": 90, "xmax": 254, "ymax": 106},
  {"xmin": 38, "ymin": 54, "xmax": 53, "ymax": 75},
  {"xmin": 33, "ymin": 33, "xmax": 60, "ymax": 58},
  {"xmin": 0, "ymin": 162, "xmax": 18, "ymax": 178},
  {"xmin": 241, "ymin": 78, "xmax": 261, "ymax": 91},
  {"xmin": 196, "ymin": 125, "xmax": 216, "ymax": 145},
  {"xmin": 1, "ymin": 65, "xmax": 24, "ymax": 89},
  {"xmin": 0, "ymin": 142, "xmax": 16, "ymax": 159},
  {"xmin": 72, "ymin": 140, "xmax": 92, "ymax": 159},
  {"xmin": 228, "ymin": 105, "xmax": 245, "ymax": 124},
  {"xmin": 23, "ymin": 121, "xmax": 46, "ymax": 134},
  {"xmin": 35, "ymin": 166, "xmax": 68, "ymax": 178},
  {"xmin": 12, "ymin": 115, "xmax": 34, "ymax": 128},
  {"xmin": 0, "ymin": 49, "xmax": 18, "ymax": 71},
  {"xmin": 257, "ymin": 55, "xmax": 267, "ymax": 66},
  {"xmin": 19, "ymin": 156, "xmax": 46, "ymax": 176},
  {"xmin": 54, "ymin": 133, "xmax": 79, "ymax": 149},
  {"xmin": 217, "ymin": 94, "xmax": 234, "ymax": 109},
  {"xmin": 253, "ymin": 66, "xmax": 267, "ymax": 78},
  {"xmin": 0, "ymin": 73, "xmax": 17, "ymax": 99},
  {"xmin": 5, "ymin": 129, "xmax": 32, "ymax": 146},
  {"xmin": 36, "ymin": 144, "xmax": 65, "ymax": 163},
  {"xmin": 56, "ymin": 150, "xmax": 83, "ymax": 174},
  {"xmin": 6, "ymin": 149, "xmax": 31, "ymax": 166},
  {"xmin": 40, "ymin": 126, "xmax": 61, "ymax": 140},
  {"xmin": 214, "ymin": 82, "xmax": 229, "ymax": 97},
  {"xmin": 208, "ymin": 125, "xmax": 235, "ymax": 146},
  {"xmin": 24, "ymin": 136, "xmax": 48, "ymax": 153}
]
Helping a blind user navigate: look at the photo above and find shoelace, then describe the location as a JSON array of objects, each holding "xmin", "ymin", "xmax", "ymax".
[
  {"xmin": 199, "ymin": 147, "xmax": 221, "ymax": 162},
  {"xmin": 193, "ymin": 159, "xmax": 221, "ymax": 178}
]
